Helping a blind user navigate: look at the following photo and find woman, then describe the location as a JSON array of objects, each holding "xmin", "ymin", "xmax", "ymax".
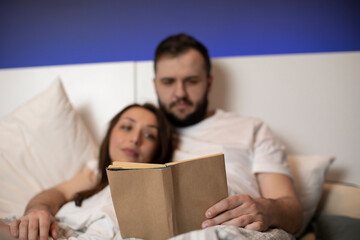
[
  {"xmin": 74, "ymin": 102, "xmax": 176, "ymax": 207},
  {"xmin": 1, "ymin": 103, "xmax": 177, "ymax": 239}
]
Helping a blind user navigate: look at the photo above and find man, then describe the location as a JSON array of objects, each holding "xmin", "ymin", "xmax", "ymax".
[
  {"xmin": 10, "ymin": 33, "xmax": 302, "ymax": 239},
  {"xmin": 153, "ymin": 34, "xmax": 302, "ymax": 234}
]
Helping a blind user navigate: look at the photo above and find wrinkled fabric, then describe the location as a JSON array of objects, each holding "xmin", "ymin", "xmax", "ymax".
[{"xmin": 169, "ymin": 225, "xmax": 294, "ymax": 240}]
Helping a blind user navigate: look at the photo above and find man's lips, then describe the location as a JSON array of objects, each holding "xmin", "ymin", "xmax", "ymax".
[
  {"xmin": 122, "ymin": 148, "xmax": 138, "ymax": 157},
  {"xmin": 173, "ymin": 102, "xmax": 189, "ymax": 110},
  {"xmin": 170, "ymin": 100, "xmax": 192, "ymax": 110}
]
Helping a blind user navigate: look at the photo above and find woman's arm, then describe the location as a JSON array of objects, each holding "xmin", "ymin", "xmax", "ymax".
[
  {"xmin": 0, "ymin": 221, "xmax": 11, "ymax": 237},
  {"xmin": 10, "ymin": 168, "xmax": 98, "ymax": 240}
]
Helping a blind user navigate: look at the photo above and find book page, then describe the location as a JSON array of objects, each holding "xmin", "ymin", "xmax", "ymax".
[
  {"xmin": 108, "ymin": 161, "xmax": 166, "ymax": 169},
  {"xmin": 170, "ymin": 153, "xmax": 228, "ymax": 234},
  {"xmin": 165, "ymin": 153, "xmax": 225, "ymax": 167},
  {"xmin": 107, "ymin": 167, "xmax": 175, "ymax": 240}
]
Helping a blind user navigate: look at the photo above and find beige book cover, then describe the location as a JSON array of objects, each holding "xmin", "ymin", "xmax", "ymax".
[{"xmin": 106, "ymin": 153, "xmax": 228, "ymax": 240}]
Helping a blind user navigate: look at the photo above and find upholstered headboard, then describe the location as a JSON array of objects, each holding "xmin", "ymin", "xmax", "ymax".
[
  {"xmin": 0, "ymin": 51, "xmax": 359, "ymax": 186},
  {"xmin": 1, "ymin": 52, "xmax": 359, "ymax": 234}
]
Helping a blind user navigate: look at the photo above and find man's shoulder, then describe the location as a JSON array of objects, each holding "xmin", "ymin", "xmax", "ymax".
[
  {"xmin": 213, "ymin": 109, "xmax": 264, "ymax": 125},
  {"xmin": 180, "ymin": 109, "xmax": 267, "ymax": 136}
]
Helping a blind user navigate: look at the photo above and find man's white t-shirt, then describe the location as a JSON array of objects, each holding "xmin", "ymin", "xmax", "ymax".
[{"xmin": 173, "ymin": 109, "xmax": 292, "ymax": 198}]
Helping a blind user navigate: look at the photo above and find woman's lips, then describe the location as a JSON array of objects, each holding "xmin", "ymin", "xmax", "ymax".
[{"xmin": 122, "ymin": 148, "xmax": 138, "ymax": 157}]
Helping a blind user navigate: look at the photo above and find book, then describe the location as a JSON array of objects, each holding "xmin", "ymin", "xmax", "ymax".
[{"xmin": 106, "ymin": 153, "xmax": 228, "ymax": 240}]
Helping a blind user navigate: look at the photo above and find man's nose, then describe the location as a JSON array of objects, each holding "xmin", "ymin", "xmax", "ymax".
[{"xmin": 175, "ymin": 81, "xmax": 187, "ymax": 98}]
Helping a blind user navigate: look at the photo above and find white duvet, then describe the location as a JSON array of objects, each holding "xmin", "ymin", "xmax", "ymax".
[
  {"xmin": 56, "ymin": 186, "xmax": 121, "ymax": 240},
  {"xmin": 55, "ymin": 186, "xmax": 293, "ymax": 240}
]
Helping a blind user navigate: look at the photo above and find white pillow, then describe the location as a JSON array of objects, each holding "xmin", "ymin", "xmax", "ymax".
[
  {"xmin": 0, "ymin": 79, "xmax": 98, "ymax": 218},
  {"xmin": 288, "ymin": 155, "xmax": 334, "ymax": 235}
]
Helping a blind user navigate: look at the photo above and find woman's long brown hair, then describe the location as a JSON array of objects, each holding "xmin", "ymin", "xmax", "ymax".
[{"xmin": 74, "ymin": 103, "xmax": 177, "ymax": 206}]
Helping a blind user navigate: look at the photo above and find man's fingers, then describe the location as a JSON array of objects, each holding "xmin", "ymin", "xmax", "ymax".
[
  {"xmin": 202, "ymin": 213, "xmax": 266, "ymax": 232},
  {"xmin": 202, "ymin": 195, "xmax": 266, "ymax": 230},
  {"xmin": 205, "ymin": 195, "xmax": 251, "ymax": 219},
  {"xmin": 10, "ymin": 219, "xmax": 20, "ymax": 237},
  {"xmin": 202, "ymin": 206, "xmax": 247, "ymax": 228},
  {"xmin": 244, "ymin": 221, "xmax": 265, "ymax": 231},
  {"xmin": 221, "ymin": 214, "xmax": 254, "ymax": 228}
]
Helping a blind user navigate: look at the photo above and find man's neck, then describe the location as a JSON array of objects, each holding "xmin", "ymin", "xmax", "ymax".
[{"xmin": 205, "ymin": 109, "xmax": 216, "ymax": 119}]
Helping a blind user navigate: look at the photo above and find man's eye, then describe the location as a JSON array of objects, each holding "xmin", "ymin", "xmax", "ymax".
[
  {"xmin": 186, "ymin": 78, "xmax": 199, "ymax": 85},
  {"xmin": 161, "ymin": 78, "xmax": 174, "ymax": 85}
]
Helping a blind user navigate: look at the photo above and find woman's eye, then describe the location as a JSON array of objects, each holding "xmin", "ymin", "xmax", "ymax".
[
  {"xmin": 120, "ymin": 125, "xmax": 132, "ymax": 131},
  {"xmin": 144, "ymin": 132, "xmax": 156, "ymax": 141}
]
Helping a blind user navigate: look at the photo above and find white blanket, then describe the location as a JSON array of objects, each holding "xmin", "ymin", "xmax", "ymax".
[
  {"xmin": 56, "ymin": 186, "xmax": 120, "ymax": 240},
  {"xmin": 55, "ymin": 187, "xmax": 294, "ymax": 240}
]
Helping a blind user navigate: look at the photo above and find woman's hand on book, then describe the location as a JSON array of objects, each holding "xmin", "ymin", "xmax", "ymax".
[{"xmin": 201, "ymin": 194, "xmax": 271, "ymax": 231}]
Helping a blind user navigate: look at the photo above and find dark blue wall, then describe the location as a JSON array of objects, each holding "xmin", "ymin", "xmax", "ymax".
[{"xmin": 1, "ymin": 0, "xmax": 359, "ymax": 69}]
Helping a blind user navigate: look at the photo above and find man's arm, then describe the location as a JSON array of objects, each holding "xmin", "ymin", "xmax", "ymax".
[
  {"xmin": 201, "ymin": 173, "xmax": 303, "ymax": 234},
  {"xmin": 10, "ymin": 168, "xmax": 98, "ymax": 240},
  {"xmin": 256, "ymin": 173, "xmax": 303, "ymax": 233}
]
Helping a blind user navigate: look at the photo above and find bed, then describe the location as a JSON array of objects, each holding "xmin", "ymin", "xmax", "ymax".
[{"xmin": 1, "ymin": 52, "xmax": 359, "ymax": 239}]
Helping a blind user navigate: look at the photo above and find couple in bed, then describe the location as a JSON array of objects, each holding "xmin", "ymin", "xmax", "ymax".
[
  {"xmin": 1, "ymin": 102, "xmax": 176, "ymax": 239},
  {"xmin": 3, "ymin": 33, "xmax": 302, "ymax": 240}
]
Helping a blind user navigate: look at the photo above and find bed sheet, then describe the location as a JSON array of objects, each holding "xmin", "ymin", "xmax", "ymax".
[{"xmin": 53, "ymin": 186, "xmax": 293, "ymax": 240}]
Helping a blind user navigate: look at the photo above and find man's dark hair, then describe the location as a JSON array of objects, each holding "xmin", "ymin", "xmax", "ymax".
[{"xmin": 154, "ymin": 33, "xmax": 211, "ymax": 77}]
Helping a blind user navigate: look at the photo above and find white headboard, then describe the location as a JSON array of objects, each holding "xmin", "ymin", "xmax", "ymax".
[{"xmin": 1, "ymin": 51, "xmax": 359, "ymax": 186}]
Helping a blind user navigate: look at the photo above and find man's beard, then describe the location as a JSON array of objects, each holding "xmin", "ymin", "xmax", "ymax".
[{"xmin": 158, "ymin": 95, "xmax": 208, "ymax": 128}]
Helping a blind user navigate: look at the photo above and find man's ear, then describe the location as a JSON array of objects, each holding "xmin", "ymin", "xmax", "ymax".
[
  {"xmin": 153, "ymin": 77, "xmax": 157, "ymax": 89},
  {"xmin": 207, "ymin": 75, "xmax": 213, "ymax": 92},
  {"xmin": 153, "ymin": 77, "xmax": 159, "ymax": 95}
]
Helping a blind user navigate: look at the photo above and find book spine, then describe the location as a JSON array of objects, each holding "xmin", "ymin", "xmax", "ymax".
[{"xmin": 162, "ymin": 167, "xmax": 178, "ymax": 236}]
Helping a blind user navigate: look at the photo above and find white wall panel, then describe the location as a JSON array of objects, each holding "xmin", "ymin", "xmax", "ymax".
[
  {"xmin": 135, "ymin": 62, "xmax": 158, "ymax": 105},
  {"xmin": 0, "ymin": 62, "xmax": 135, "ymax": 144},
  {"xmin": 1, "ymin": 52, "xmax": 359, "ymax": 185},
  {"xmin": 135, "ymin": 52, "xmax": 360, "ymax": 186}
]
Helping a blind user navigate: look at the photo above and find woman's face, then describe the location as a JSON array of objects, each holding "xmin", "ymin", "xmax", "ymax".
[{"xmin": 109, "ymin": 107, "xmax": 159, "ymax": 163}]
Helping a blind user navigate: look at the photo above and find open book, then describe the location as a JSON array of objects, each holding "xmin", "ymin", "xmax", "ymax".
[{"xmin": 106, "ymin": 153, "xmax": 228, "ymax": 240}]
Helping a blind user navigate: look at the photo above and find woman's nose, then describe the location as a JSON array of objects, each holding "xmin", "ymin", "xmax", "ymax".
[{"xmin": 130, "ymin": 130, "xmax": 141, "ymax": 145}]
